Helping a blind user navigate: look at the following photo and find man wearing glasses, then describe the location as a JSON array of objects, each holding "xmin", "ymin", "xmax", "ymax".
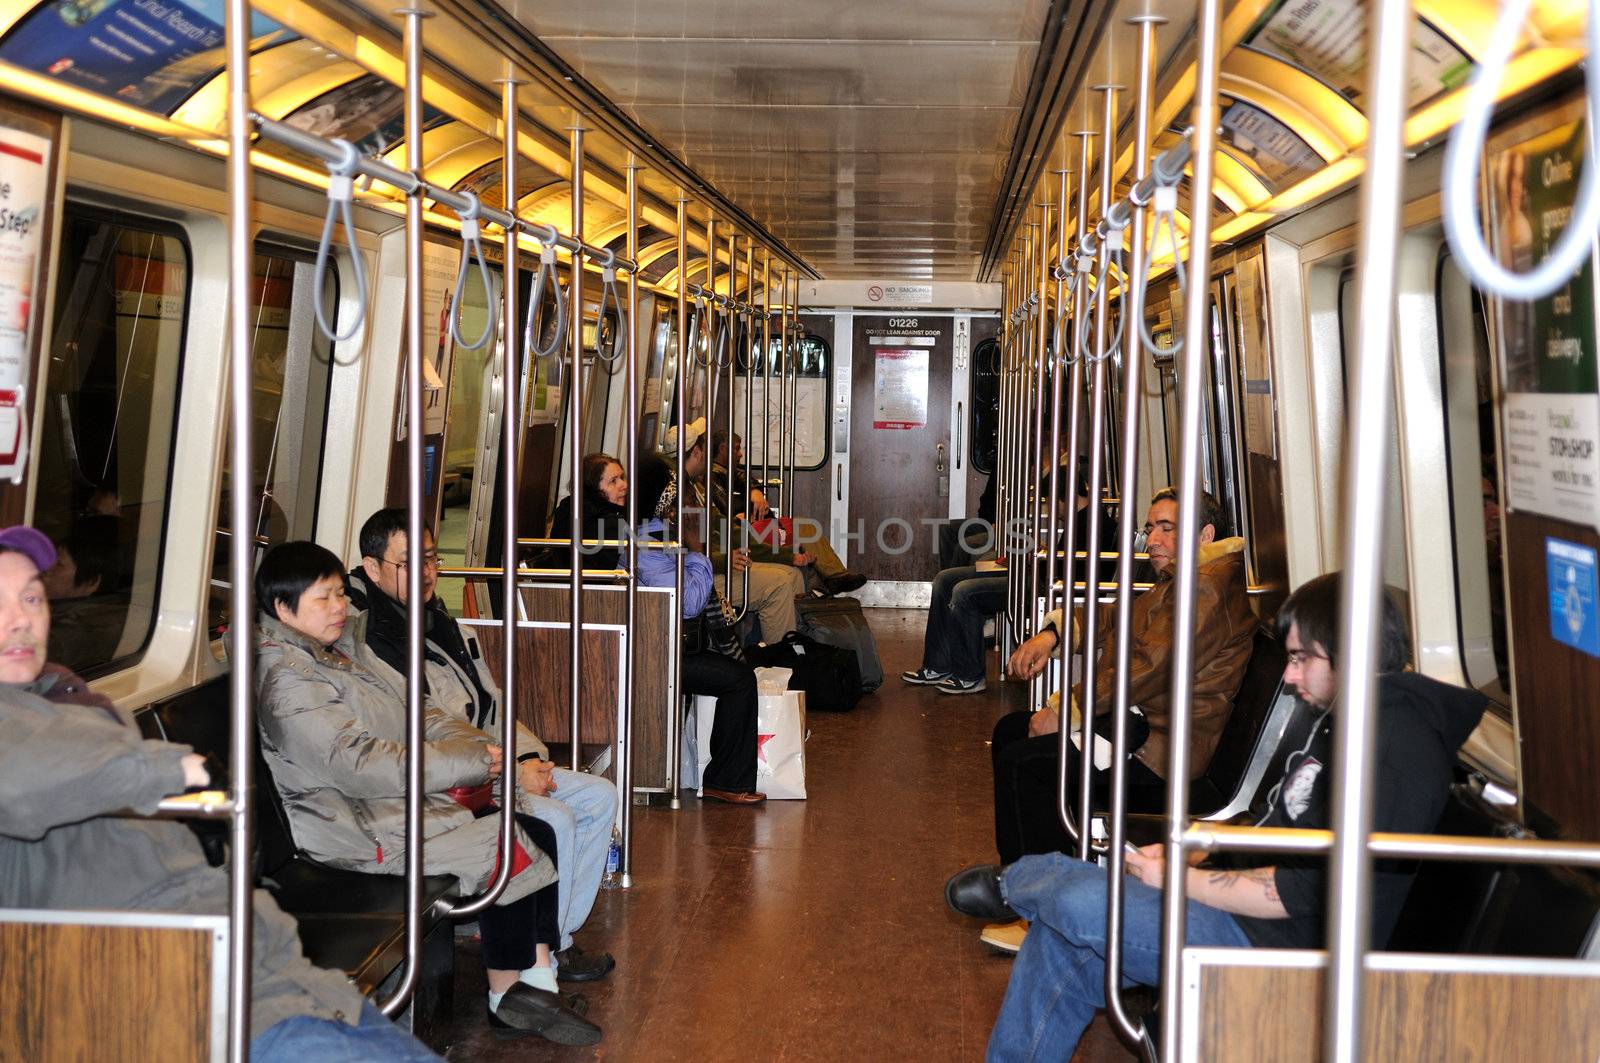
[
  {"xmin": 949, "ymin": 572, "xmax": 1487, "ymax": 1061},
  {"xmin": 348, "ymin": 509, "xmax": 619, "ymax": 985}
]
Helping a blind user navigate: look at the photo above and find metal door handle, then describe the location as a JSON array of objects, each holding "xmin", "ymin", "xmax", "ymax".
[
  {"xmin": 936, "ymin": 442, "xmax": 946, "ymax": 473},
  {"xmin": 837, "ymin": 463, "xmax": 843, "ymax": 501},
  {"xmin": 955, "ymin": 404, "xmax": 963, "ymax": 470}
]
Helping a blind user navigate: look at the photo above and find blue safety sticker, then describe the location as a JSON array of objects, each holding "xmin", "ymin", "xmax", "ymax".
[{"xmin": 1547, "ymin": 537, "xmax": 1600, "ymax": 659}]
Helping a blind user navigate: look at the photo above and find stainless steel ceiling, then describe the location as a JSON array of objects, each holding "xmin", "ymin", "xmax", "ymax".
[{"xmin": 499, "ymin": 0, "xmax": 1052, "ymax": 280}]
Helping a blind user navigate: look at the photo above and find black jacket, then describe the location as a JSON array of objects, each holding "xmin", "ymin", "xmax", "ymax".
[
  {"xmin": 1230, "ymin": 672, "xmax": 1488, "ymax": 949},
  {"xmin": 534, "ymin": 494, "xmax": 627, "ymax": 571},
  {"xmin": 346, "ymin": 568, "xmax": 497, "ymax": 727}
]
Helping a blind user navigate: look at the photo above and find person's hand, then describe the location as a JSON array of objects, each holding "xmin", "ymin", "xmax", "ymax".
[
  {"xmin": 181, "ymin": 753, "xmax": 211, "ymax": 789},
  {"xmin": 485, "ymin": 744, "xmax": 504, "ymax": 778},
  {"xmin": 517, "ymin": 758, "xmax": 556, "ymax": 797},
  {"xmin": 731, "ymin": 548, "xmax": 752, "ymax": 572},
  {"xmin": 1008, "ymin": 629, "xmax": 1057, "ymax": 680},
  {"xmin": 1027, "ymin": 706, "xmax": 1060, "ymax": 738},
  {"xmin": 791, "ymin": 550, "xmax": 815, "ymax": 567},
  {"xmin": 1124, "ymin": 843, "xmax": 1165, "ymax": 888}
]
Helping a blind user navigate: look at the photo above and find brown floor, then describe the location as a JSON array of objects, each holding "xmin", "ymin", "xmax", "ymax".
[{"xmin": 435, "ymin": 608, "xmax": 1063, "ymax": 1061}]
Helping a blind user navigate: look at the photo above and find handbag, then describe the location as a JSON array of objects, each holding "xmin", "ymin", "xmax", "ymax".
[{"xmin": 685, "ymin": 590, "xmax": 745, "ymax": 662}]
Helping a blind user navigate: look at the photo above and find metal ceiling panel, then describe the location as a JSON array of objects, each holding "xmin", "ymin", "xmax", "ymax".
[{"xmin": 500, "ymin": 0, "xmax": 1054, "ymax": 279}]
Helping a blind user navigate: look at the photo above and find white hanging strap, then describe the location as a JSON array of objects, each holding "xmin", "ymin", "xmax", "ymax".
[
  {"xmin": 312, "ymin": 138, "xmax": 369, "ymax": 345},
  {"xmin": 450, "ymin": 191, "xmax": 496, "ymax": 351},
  {"xmin": 524, "ymin": 227, "xmax": 567, "ymax": 361}
]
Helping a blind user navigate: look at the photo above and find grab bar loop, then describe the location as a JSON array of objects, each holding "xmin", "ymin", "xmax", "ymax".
[
  {"xmin": 312, "ymin": 138, "xmax": 369, "ymax": 345},
  {"xmin": 450, "ymin": 192, "xmax": 495, "ymax": 351},
  {"xmin": 1443, "ymin": 0, "xmax": 1600, "ymax": 301},
  {"xmin": 524, "ymin": 238, "xmax": 567, "ymax": 362},
  {"xmin": 594, "ymin": 249, "xmax": 627, "ymax": 368},
  {"xmin": 1138, "ymin": 182, "xmax": 1186, "ymax": 358}
]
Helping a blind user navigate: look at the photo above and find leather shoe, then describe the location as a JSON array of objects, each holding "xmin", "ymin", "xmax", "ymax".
[
  {"xmin": 700, "ymin": 786, "xmax": 767, "ymax": 805},
  {"xmin": 555, "ymin": 944, "xmax": 615, "ymax": 983},
  {"xmin": 487, "ymin": 983, "xmax": 602, "ymax": 1045},
  {"xmin": 945, "ymin": 865, "xmax": 1017, "ymax": 922},
  {"xmin": 822, "ymin": 571, "xmax": 868, "ymax": 595}
]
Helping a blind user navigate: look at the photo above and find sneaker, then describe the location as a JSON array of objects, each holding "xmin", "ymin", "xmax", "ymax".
[
  {"xmin": 936, "ymin": 675, "xmax": 987, "ymax": 696},
  {"xmin": 901, "ymin": 667, "xmax": 951, "ymax": 686},
  {"xmin": 980, "ymin": 919, "xmax": 1028, "ymax": 954}
]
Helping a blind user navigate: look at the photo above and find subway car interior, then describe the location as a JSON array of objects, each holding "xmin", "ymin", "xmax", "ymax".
[{"xmin": 2, "ymin": 0, "xmax": 1600, "ymax": 1058}]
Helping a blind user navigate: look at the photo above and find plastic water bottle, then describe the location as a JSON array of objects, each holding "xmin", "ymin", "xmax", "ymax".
[{"xmin": 600, "ymin": 828, "xmax": 622, "ymax": 890}]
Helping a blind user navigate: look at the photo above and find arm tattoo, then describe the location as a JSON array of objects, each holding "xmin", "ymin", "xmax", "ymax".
[{"xmin": 1206, "ymin": 867, "xmax": 1279, "ymax": 903}]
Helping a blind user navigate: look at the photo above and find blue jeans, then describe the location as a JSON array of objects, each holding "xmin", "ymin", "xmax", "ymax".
[
  {"xmin": 987, "ymin": 853, "xmax": 1252, "ymax": 1062},
  {"xmin": 251, "ymin": 1001, "xmax": 442, "ymax": 1062},
  {"xmin": 526, "ymin": 768, "xmax": 618, "ymax": 952},
  {"xmin": 922, "ymin": 566, "xmax": 1007, "ymax": 681}
]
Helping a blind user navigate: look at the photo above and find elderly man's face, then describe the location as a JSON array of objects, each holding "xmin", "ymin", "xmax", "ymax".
[{"xmin": 0, "ymin": 551, "xmax": 49, "ymax": 684}]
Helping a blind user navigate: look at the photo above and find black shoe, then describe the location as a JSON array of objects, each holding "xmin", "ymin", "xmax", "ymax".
[
  {"xmin": 945, "ymin": 865, "xmax": 1017, "ymax": 922},
  {"xmin": 487, "ymin": 983, "xmax": 602, "ymax": 1045},
  {"xmin": 822, "ymin": 571, "xmax": 868, "ymax": 595},
  {"xmin": 555, "ymin": 945, "xmax": 616, "ymax": 983}
]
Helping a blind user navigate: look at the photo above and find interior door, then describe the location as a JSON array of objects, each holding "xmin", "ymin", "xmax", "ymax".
[{"xmin": 847, "ymin": 315, "xmax": 953, "ymax": 592}]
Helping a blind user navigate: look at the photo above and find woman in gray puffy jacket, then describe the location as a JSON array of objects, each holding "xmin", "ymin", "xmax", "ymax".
[{"xmin": 253, "ymin": 541, "xmax": 600, "ymax": 1046}]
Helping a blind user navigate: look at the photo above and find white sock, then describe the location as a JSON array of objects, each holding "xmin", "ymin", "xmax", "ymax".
[
  {"xmin": 488, "ymin": 988, "xmax": 507, "ymax": 1012},
  {"xmin": 519, "ymin": 965, "xmax": 559, "ymax": 994}
]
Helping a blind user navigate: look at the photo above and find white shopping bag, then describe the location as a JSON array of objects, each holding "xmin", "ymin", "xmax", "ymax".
[{"xmin": 679, "ymin": 667, "xmax": 807, "ymax": 800}]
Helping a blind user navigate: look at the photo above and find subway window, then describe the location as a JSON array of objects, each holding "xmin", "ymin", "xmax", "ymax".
[
  {"xmin": 36, "ymin": 208, "xmax": 189, "ymax": 676},
  {"xmin": 207, "ymin": 245, "xmax": 337, "ymax": 637},
  {"xmin": 733, "ymin": 330, "xmax": 830, "ymax": 471},
  {"xmin": 969, "ymin": 336, "xmax": 1000, "ymax": 474}
]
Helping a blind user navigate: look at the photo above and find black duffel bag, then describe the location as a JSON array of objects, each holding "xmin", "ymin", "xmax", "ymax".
[{"xmin": 746, "ymin": 631, "xmax": 863, "ymax": 712}]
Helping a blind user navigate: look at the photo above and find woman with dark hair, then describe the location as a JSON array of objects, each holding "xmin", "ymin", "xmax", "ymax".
[
  {"xmin": 538, "ymin": 453, "xmax": 629, "ymax": 570},
  {"xmin": 253, "ymin": 541, "xmax": 601, "ymax": 1045},
  {"xmin": 631, "ymin": 452, "xmax": 764, "ymax": 805}
]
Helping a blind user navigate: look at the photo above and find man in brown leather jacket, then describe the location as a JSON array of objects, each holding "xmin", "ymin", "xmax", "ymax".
[{"xmin": 979, "ymin": 488, "xmax": 1254, "ymax": 953}]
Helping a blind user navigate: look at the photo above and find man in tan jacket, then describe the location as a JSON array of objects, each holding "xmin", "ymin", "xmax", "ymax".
[{"xmin": 981, "ymin": 487, "xmax": 1254, "ymax": 953}]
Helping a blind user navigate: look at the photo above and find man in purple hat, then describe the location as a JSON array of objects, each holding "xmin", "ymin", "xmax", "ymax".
[{"xmin": 0, "ymin": 525, "xmax": 441, "ymax": 1059}]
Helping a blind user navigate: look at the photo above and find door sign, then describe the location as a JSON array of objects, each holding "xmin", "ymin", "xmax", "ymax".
[
  {"xmin": 0, "ymin": 124, "xmax": 51, "ymax": 483},
  {"xmin": 1546, "ymin": 537, "xmax": 1600, "ymax": 659},
  {"xmin": 872, "ymin": 348, "xmax": 928, "ymax": 430}
]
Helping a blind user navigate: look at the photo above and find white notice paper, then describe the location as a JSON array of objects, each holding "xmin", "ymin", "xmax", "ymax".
[
  {"xmin": 1503, "ymin": 391, "xmax": 1600, "ymax": 532},
  {"xmin": 872, "ymin": 348, "xmax": 929, "ymax": 430}
]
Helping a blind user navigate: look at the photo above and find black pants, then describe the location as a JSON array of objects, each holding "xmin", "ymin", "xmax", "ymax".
[
  {"xmin": 475, "ymin": 811, "xmax": 561, "ymax": 971},
  {"xmin": 681, "ymin": 650, "xmax": 759, "ymax": 792},
  {"xmin": 990, "ymin": 709, "xmax": 1160, "ymax": 866}
]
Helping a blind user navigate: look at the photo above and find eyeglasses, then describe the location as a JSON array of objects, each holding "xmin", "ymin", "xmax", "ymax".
[
  {"xmin": 1285, "ymin": 647, "xmax": 1327, "ymax": 667},
  {"xmin": 380, "ymin": 552, "xmax": 440, "ymax": 572}
]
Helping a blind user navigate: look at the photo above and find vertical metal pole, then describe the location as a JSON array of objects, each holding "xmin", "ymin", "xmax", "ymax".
[
  {"xmin": 777, "ymin": 267, "xmax": 790, "ymax": 512},
  {"xmin": 1056, "ymin": 130, "xmax": 1094, "ymax": 854},
  {"xmin": 704, "ymin": 212, "xmax": 718, "ymax": 563},
  {"xmin": 620, "ymin": 155, "xmax": 640, "ymax": 885},
  {"xmin": 1105, "ymin": 18, "xmax": 1162, "ymax": 1052},
  {"xmin": 379, "ymin": 5, "xmax": 430, "ymax": 1018},
  {"xmin": 1040, "ymin": 159, "xmax": 1068, "ymax": 714},
  {"xmin": 1029, "ymin": 207, "xmax": 1050, "ymax": 637},
  {"xmin": 567, "ymin": 125, "xmax": 586, "ymax": 772},
  {"xmin": 787, "ymin": 270, "xmax": 801, "ymax": 500},
  {"xmin": 1159, "ymin": 0, "xmax": 1223, "ymax": 1051},
  {"xmin": 1077, "ymin": 81, "xmax": 1121, "ymax": 871},
  {"xmin": 222, "ymin": 2, "xmax": 255, "ymax": 1056},
  {"xmin": 735, "ymin": 233, "xmax": 751, "ymax": 604},
  {"xmin": 447, "ymin": 74, "xmax": 524, "ymax": 918},
  {"xmin": 1326, "ymin": 0, "xmax": 1413, "ymax": 1057},
  {"xmin": 761, "ymin": 251, "xmax": 773, "ymax": 503},
  {"xmin": 669, "ymin": 196, "xmax": 688, "ymax": 809}
]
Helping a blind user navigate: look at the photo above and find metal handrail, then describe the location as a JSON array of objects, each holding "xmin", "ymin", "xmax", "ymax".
[
  {"xmin": 437, "ymin": 565, "xmax": 629, "ymax": 581},
  {"xmin": 669, "ymin": 196, "xmax": 688, "ymax": 810},
  {"xmin": 620, "ymin": 155, "xmax": 641, "ymax": 886},
  {"xmin": 1053, "ymin": 128, "xmax": 1095, "ymax": 853},
  {"xmin": 1323, "ymin": 2, "xmax": 1414, "ymax": 1057},
  {"xmin": 441, "ymin": 76, "xmax": 521, "ymax": 920},
  {"xmin": 223, "ymin": 3, "xmax": 257, "ymax": 1056},
  {"xmin": 1158, "ymin": 0, "xmax": 1224, "ymax": 1053},
  {"xmin": 1105, "ymin": 18, "xmax": 1163, "ymax": 1057},
  {"xmin": 1074, "ymin": 84, "xmax": 1121, "ymax": 870},
  {"xmin": 728, "ymin": 230, "xmax": 752, "ymax": 617},
  {"xmin": 1038, "ymin": 163, "xmax": 1069, "ymax": 711},
  {"xmin": 1183, "ymin": 824, "xmax": 1600, "ymax": 868},
  {"xmin": 566, "ymin": 125, "xmax": 586, "ymax": 774},
  {"xmin": 378, "ymin": 5, "xmax": 430, "ymax": 1021}
]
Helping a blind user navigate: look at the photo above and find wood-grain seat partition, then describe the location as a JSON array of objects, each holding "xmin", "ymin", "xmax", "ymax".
[
  {"xmin": 0, "ymin": 909, "xmax": 224, "ymax": 1062},
  {"xmin": 1181, "ymin": 947, "xmax": 1600, "ymax": 1061},
  {"xmin": 471, "ymin": 581, "xmax": 675, "ymax": 791}
]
